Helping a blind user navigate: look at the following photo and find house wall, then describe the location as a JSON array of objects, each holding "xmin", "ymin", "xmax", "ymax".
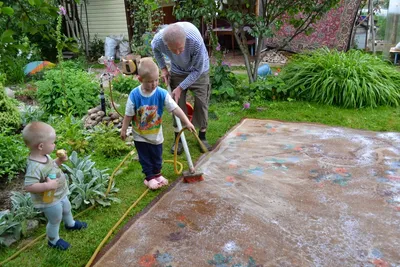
[{"xmin": 79, "ymin": 0, "xmax": 129, "ymax": 43}]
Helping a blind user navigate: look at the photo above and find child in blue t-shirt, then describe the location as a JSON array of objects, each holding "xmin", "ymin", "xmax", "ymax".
[{"xmin": 120, "ymin": 57, "xmax": 195, "ymax": 190}]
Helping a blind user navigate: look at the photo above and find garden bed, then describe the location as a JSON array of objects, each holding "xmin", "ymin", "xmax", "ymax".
[{"xmin": 0, "ymin": 176, "xmax": 25, "ymax": 211}]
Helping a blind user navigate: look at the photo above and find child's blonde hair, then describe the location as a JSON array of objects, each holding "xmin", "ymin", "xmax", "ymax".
[
  {"xmin": 22, "ymin": 121, "xmax": 55, "ymax": 149},
  {"xmin": 138, "ymin": 57, "xmax": 159, "ymax": 79}
]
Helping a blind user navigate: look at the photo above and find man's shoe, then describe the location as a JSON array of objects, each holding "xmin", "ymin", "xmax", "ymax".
[
  {"xmin": 199, "ymin": 139, "xmax": 212, "ymax": 152},
  {"xmin": 170, "ymin": 142, "xmax": 183, "ymax": 155}
]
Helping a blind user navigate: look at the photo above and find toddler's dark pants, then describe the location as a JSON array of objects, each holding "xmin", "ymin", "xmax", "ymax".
[{"xmin": 134, "ymin": 141, "xmax": 163, "ymax": 181}]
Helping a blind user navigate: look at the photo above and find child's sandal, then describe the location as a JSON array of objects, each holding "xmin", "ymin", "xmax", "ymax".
[
  {"xmin": 65, "ymin": 220, "xmax": 87, "ymax": 230},
  {"xmin": 144, "ymin": 179, "xmax": 161, "ymax": 190},
  {"xmin": 48, "ymin": 238, "xmax": 70, "ymax": 250},
  {"xmin": 155, "ymin": 175, "xmax": 168, "ymax": 186}
]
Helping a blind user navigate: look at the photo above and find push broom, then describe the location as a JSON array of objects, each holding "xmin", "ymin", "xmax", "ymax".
[{"xmin": 168, "ymin": 85, "xmax": 207, "ymax": 183}]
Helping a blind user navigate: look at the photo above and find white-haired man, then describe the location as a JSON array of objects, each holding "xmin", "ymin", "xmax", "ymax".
[{"xmin": 151, "ymin": 21, "xmax": 212, "ymax": 154}]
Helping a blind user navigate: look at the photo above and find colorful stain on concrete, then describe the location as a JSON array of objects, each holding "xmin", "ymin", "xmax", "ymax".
[
  {"xmin": 156, "ymin": 251, "xmax": 173, "ymax": 265},
  {"xmin": 309, "ymin": 168, "xmax": 352, "ymax": 186},
  {"xmin": 235, "ymin": 132, "xmax": 248, "ymax": 141},
  {"xmin": 225, "ymin": 176, "xmax": 235, "ymax": 186},
  {"xmin": 208, "ymin": 253, "xmax": 261, "ymax": 267},
  {"xmin": 138, "ymin": 254, "xmax": 156, "ymax": 267},
  {"xmin": 377, "ymin": 159, "xmax": 400, "ymax": 210},
  {"xmin": 283, "ymin": 144, "xmax": 303, "ymax": 151},
  {"xmin": 247, "ymin": 167, "xmax": 264, "ymax": 176}
]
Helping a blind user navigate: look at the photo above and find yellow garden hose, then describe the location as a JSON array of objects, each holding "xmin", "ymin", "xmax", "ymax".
[{"xmin": 85, "ymin": 188, "xmax": 149, "ymax": 267}]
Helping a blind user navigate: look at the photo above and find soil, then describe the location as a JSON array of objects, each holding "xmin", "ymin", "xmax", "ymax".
[
  {"xmin": 0, "ymin": 173, "xmax": 26, "ymax": 211},
  {"xmin": 15, "ymin": 95, "xmax": 38, "ymax": 106}
]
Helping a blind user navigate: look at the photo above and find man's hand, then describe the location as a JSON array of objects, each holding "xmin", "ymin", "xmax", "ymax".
[
  {"xmin": 161, "ymin": 68, "xmax": 170, "ymax": 85},
  {"xmin": 172, "ymin": 87, "xmax": 183, "ymax": 103}
]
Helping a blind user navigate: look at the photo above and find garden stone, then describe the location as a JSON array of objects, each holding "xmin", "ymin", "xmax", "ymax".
[
  {"xmin": 88, "ymin": 106, "xmax": 101, "ymax": 115},
  {"xmin": 89, "ymin": 113, "xmax": 98, "ymax": 119},
  {"xmin": 2, "ymin": 234, "xmax": 18, "ymax": 247},
  {"xmin": 102, "ymin": 116, "xmax": 111, "ymax": 122},
  {"xmin": 5, "ymin": 87, "xmax": 15, "ymax": 98},
  {"xmin": 109, "ymin": 112, "xmax": 119, "ymax": 120},
  {"xmin": 96, "ymin": 110, "xmax": 105, "ymax": 117},
  {"xmin": 26, "ymin": 219, "xmax": 39, "ymax": 235}
]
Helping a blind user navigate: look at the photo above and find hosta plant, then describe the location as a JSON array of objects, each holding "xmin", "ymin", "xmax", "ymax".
[
  {"xmin": 281, "ymin": 48, "xmax": 400, "ymax": 108},
  {"xmin": 63, "ymin": 151, "xmax": 120, "ymax": 210}
]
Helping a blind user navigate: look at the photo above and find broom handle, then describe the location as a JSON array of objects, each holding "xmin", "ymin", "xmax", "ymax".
[
  {"xmin": 167, "ymin": 85, "xmax": 195, "ymax": 173},
  {"xmin": 175, "ymin": 115, "xmax": 195, "ymax": 173}
]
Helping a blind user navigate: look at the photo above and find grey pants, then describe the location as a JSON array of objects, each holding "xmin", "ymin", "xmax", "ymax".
[
  {"xmin": 170, "ymin": 72, "xmax": 210, "ymax": 130},
  {"xmin": 41, "ymin": 196, "xmax": 75, "ymax": 243}
]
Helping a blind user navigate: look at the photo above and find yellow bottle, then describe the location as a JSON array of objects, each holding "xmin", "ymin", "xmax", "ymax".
[{"xmin": 43, "ymin": 173, "xmax": 56, "ymax": 203}]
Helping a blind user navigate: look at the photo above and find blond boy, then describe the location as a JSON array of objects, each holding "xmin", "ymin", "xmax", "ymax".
[
  {"xmin": 120, "ymin": 58, "xmax": 195, "ymax": 189},
  {"xmin": 22, "ymin": 122, "xmax": 87, "ymax": 250}
]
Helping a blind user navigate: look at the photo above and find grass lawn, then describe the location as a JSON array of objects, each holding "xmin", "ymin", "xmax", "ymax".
[{"xmin": 1, "ymin": 100, "xmax": 400, "ymax": 266}]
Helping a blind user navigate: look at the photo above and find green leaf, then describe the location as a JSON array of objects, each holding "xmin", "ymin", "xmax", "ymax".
[
  {"xmin": 1, "ymin": 36, "xmax": 14, "ymax": 43},
  {"xmin": 28, "ymin": 0, "xmax": 35, "ymax": 5},
  {"xmin": 1, "ymin": 6, "xmax": 14, "ymax": 15},
  {"xmin": 1, "ymin": 29, "xmax": 14, "ymax": 39}
]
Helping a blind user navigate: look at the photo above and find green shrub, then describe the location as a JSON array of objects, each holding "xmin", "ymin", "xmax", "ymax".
[
  {"xmin": 0, "ymin": 133, "xmax": 28, "ymax": 182},
  {"xmin": 88, "ymin": 124, "xmax": 131, "ymax": 158},
  {"xmin": 111, "ymin": 75, "xmax": 140, "ymax": 94},
  {"xmin": 210, "ymin": 64, "xmax": 239, "ymax": 102},
  {"xmin": 20, "ymin": 105, "xmax": 46, "ymax": 127},
  {"xmin": 60, "ymin": 58, "xmax": 88, "ymax": 71},
  {"xmin": 36, "ymin": 67, "xmax": 99, "ymax": 116},
  {"xmin": 242, "ymin": 75, "xmax": 287, "ymax": 102},
  {"xmin": 49, "ymin": 114, "xmax": 88, "ymax": 155},
  {"xmin": 0, "ymin": 83, "xmax": 21, "ymax": 133},
  {"xmin": 2, "ymin": 56, "xmax": 27, "ymax": 85},
  {"xmin": 281, "ymin": 48, "xmax": 400, "ymax": 108},
  {"xmin": 88, "ymin": 35, "xmax": 105, "ymax": 62}
]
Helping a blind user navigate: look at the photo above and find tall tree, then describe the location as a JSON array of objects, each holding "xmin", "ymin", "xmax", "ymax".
[
  {"xmin": 221, "ymin": 0, "xmax": 341, "ymax": 82},
  {"xmin": 173, "ymin": 0, "xmax": 340, "ymax": 83}
]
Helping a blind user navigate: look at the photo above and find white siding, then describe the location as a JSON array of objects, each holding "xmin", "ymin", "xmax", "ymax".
[{"xmin": 79, "ymin": 0, "xmax": 129, "ymax": 43}]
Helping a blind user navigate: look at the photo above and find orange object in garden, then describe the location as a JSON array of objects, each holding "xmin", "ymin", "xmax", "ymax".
[
  {"xmin": 23, "ymin": 61, "xmax": 56, "ymax": 75},
  {"xmin": 186, "ymin": 102, "xmax": 194, "ymax": 122}
]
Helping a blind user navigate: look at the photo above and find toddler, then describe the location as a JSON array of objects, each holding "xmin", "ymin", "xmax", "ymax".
[{"xmin": 22, "ymin": 121, "xmax": 87, "ymax": 250}]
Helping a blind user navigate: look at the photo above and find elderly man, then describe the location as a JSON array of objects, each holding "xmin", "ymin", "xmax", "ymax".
[{"xmin": 151, "ymin": 21, "xmax": 212, "ymax": 155}]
